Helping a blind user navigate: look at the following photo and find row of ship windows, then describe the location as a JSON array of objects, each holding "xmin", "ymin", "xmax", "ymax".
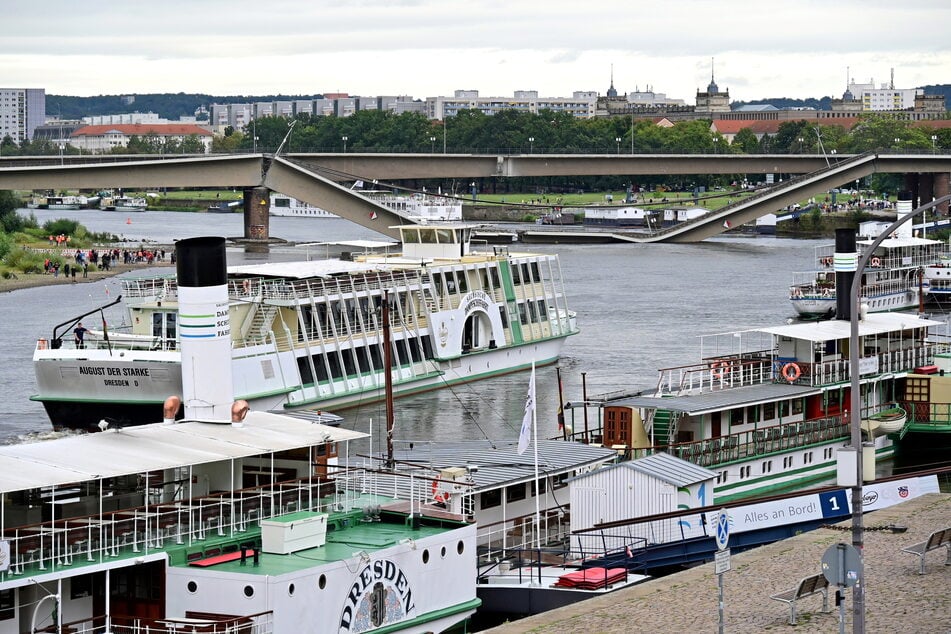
[
  {"xmin": 716, "ymin": 447, "xmax": 836, "ymax": 483},
  {"xmin": 297, "ymin": 335, "xmax": 435, "ymax": 384},
  {"xmin": 479, "ymin": 474, "xmax": 570, "ymax": 510}
]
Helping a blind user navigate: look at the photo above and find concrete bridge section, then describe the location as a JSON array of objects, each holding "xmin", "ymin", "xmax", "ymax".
[{"xmin": 1, "ymin": 153, "xmax": 949, "ymax": 242}]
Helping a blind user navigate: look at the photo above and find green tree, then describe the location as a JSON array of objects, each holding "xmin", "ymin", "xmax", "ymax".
[
  {"xmin": 0, "ymin": 190, "xmax": 24, "ymax": 232},
  {"xmin": 732, "ymin": 128, "xmax": 760, "ymax": 154}
]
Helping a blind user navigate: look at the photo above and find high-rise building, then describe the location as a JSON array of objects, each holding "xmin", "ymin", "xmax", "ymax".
[{"xmin": 0, "ymin": 87, "xmax": 45, "ymax": 143}]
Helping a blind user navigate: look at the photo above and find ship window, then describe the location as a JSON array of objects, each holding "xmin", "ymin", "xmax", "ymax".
[
  {"xmin": 537, "ymin": 300, "xmax": 548, "ymax": 320},
  {"xmin": 511, "ymin": 264, "xmax": 521, "ymax": 284},
  {"xmin": 436, "ymin": 228, "xmax": 454, "ymax": 243},
  {"xmin": 792, "ymin": 399, "xmax": 803, "ymax": 415},
  {"xmin": 779, "ymin": 401, "xmax": 789, "ymax": 417},
  {"xmin": 356, "ymin": 347, "xmax": 370, "ymax": 373},
  {"xmin": 0, "ymin": 590, "xmax": 14, "ymax": 620},
  {"xmin": 420, "ymin": 229, "xmax": 437, "ymax": 244},
  {"xmin": 457, "ymin": 540, "xmax": 465, "ymax": 555},
  {"xmin": 506, "ymin": 483, "xmax": 527, "ymax": 502},
  {"xmin": 457, "ymin": 271, "xmax": 468, "ymax": 292},
  {"xmin": 186, "ymin": 581, "xmax": 198, "ymax": 594},
  {"xmin": 521, "ymin": 263, "xmax": 531, "ymax": 285},
  {"xmin": 343, "ymin": 350, "xmax": 356, "ymax": 376},
  {"xmin": 530, "ymin": 262, "xmax": 540, "ymax": 282},
  {"xmin": 763, "ymin": 402, "xmax": 776, "ymax": 421},
  {"xmin": 746, "ymin": 405, "xmax": 759, "ymax": 424},
  {"xmin": 243, "ymin": 585, "xmax": 254, "ymax": 598},
  {"xmin": 297, "ymin": 356, "xmax": 313, "ymax": 384},
  {"xmin": 327, "ymin": 353, "xmax": 343, "ymax": 379},
  {"xmin": 396, "ymin": 340, "xmax": 409, "ymax": 365},
  {"xmin": 421, "ymin": 336, "xmax": 434, "ymax": 360},
  {"xmin": 314, "ymin": 354, "xmax": 329, "ymax": 381},
  {"xmin": 409, "ymin": 338, "xmax": 422, "ymax": 362},
  {"xmin": 530, "ymin": 479, "xmax": 547, "ymax": 496},
  {"xmin": 480, "ymin": 489, "xmax": 501, "ymax": 509},
  {"xmin": 527, "ymin": 301, "xmax": 537, "ymax": 322},
  {"xmin": 490, "ymin": 267, "xmax": 500, "ymax": 288},
  {"xmin": 518, "ymin": 303, "xmax": 528, "ymax": 325},
  {"xmin": 499, "ymin": 306, "xmax": 509, "ymax": 328},
  {"xmin": 730, "ymin": 408, "xmax": 743, "ymax": 426}
]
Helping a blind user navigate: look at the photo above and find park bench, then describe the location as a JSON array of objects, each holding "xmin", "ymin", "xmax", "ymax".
[
  {"xmin": 769, "ymin": 572, "xmax": 831, "ymax": 625},
  {"xmin": 900, "ymin": 527, "xmax": 951, "ymax": 575}
]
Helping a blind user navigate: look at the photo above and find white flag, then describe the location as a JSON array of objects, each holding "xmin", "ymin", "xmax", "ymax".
[{"xmin": 517, "ymin": 367, "xmax": 536, "ymax": 455}]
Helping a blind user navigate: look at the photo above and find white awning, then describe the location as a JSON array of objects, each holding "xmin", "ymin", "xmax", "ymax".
[
  {"xmin": 756, "ymin": 313, "xmax": 943, "ymax": 343},
  {"xmin": 0, "ymin": 411, "xmax": 366, "ymax": 494},
  {"xmin": 228, "ymin": 259, "xmax": 389, "ymax": 278}
]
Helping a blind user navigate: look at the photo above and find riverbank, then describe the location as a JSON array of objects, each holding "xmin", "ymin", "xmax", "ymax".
[{"xmin": 0, "ymin": 262, "xmax": 144, "ymax": 294}]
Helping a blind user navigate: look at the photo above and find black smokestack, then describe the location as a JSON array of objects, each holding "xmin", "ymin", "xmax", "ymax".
[{"xmin": 835, "ymin": 228, "xmax": 857, "ymax": 321}]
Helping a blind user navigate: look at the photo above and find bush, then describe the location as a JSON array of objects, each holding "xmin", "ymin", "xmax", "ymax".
[{"xmin": 2, "ymin": 247, "xmax": 48, "ymax": 274}]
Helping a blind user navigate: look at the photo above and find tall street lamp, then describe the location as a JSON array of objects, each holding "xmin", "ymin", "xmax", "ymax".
[
  {"xmin": 430, "ymin": 136, "xmax": 436, "ymax": 153},
  {"xmin": 615, "ymin": 137, "xmax": 621, "ymax": 155},
  {"xmin": 932, "ymin": 135, "xmax": 938, "ymax": 154},
  {"xmin": 894, "ymin": 137, "xmax": 900, "ymax": 149},
  {"xmin": 342, "ymin": 136, "xmax": 348, "ymax": 153},
  {"xmin": 797, "ymin": 136, "xmax": 804, "ymax": 154},
  {"xmin": 529, "ymin": 137, "xmax": 535, "ymax": 154}
]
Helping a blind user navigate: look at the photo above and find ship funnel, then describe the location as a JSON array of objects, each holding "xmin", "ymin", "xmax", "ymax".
[
  {"xmin": 835, "ymin": 228, "xmax": 857, "ymax": 321},
  {"xmin": 176, "ymin": 237, "xmax": 234, "ymax": 420},
  {"xmin": 895, "ymin": 190, "xmax": 913, "ymax": 239}
]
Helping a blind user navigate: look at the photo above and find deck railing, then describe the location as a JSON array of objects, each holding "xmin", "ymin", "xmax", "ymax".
[{"xmin": 0, "ymin": 471, "xmax": 374, "ymax": 581}]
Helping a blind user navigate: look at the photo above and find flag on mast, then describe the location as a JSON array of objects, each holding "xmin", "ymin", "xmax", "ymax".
[{"xmin": 517, "ymin": 367, "xmax": 536, "ymax": 455}]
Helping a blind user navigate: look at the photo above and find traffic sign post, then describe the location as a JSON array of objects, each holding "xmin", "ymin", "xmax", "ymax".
[
  {"xmin": 713, "ymin": 509, "xmax": 730, "ymax": 634},
  {"xmin": 821, "ymin": 542, "xmax": 862, "ymax": 634}
]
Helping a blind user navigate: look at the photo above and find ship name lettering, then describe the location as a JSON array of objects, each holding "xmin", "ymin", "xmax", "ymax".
[
  {"xmin": 339, "ymin": 559, "xmax": 414, "ymax": 631},
  {"xmin": 79, "ymin": 366, "xmax": 106, "ymax": 376}
]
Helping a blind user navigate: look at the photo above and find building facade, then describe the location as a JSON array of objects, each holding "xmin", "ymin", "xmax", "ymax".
[
  {"xmin": 69, "ymin": 123, "xmax": 213, "ymax": 153},
  {"xmin": 425, "ymin": 90, "xmax": 598, "ymax": 120},
  {"xmin": 0, "ymin": 87, "xmax": 45, "ymax": 143}
]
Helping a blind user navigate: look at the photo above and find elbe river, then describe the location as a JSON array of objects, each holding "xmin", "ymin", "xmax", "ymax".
[{"xmin": 0, "ymin": 209, "xmax": 864, "ymax": 457}]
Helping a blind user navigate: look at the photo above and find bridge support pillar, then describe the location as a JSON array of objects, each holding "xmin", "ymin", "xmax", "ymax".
[
  {"xmin": 243, "ymin": 186, "xmax": 270, "ymax": 241},
  {"xmin": 935, "ymin": 173, "xmax": 950, "ymax": 216},
  {"xmin": 903, "ymin": 173, "xmax": 920, "ymax": 207}
]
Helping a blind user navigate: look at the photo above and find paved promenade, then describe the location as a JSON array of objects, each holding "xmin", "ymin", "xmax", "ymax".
[{"xmin": 485, "ymin": 493, "xmax": 951, "ymax": 634}]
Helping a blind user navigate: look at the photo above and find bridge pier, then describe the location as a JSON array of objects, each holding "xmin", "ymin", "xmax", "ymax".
[
  {"xmin": 900, "ymin": 172, "xmax": 950, "ymax": 217},
  {"xmin": 242, "ymin": 186, "xmax": 270, "ymax": 241}
]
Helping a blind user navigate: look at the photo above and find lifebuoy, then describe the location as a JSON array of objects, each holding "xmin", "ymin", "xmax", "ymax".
[
  {"xmin": 431, "ymin": 479, "xmax": 450, "ymax": 504},
  {"xmin": 781, "ymin": 362, "xmax": 802, "ymax": 383},
  {"xmin": 871, "ymin": 257, "xmax": 882, "ymax": 268},
  {"xmin": 711, "ymin": 360, "xmax": 729, "ymax": 380}
]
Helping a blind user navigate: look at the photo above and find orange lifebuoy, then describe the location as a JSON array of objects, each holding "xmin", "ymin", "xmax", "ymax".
[
  {"xmin": 431, "ymin": 479, "xmax": 450, "ymax": 504},
  {"xmin": 781, "ymin": 362, "xmax": 802, "ymax": 383},
  {"xmin": 711, "ymin": 360, "xmax": 729, "ymax": 380},
  {"xmin": 871, "ymin": 257, "xmax": 882, "ymax": 268}
]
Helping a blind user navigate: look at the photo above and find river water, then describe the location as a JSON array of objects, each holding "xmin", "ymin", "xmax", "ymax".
[{"xmin": 1, "ymin": 209, "xmax": 829, "ymax": 450}]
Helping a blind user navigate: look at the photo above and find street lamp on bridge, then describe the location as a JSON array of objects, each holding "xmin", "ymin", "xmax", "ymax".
[
  {"xmin": 615, "ymin": 137, "xmax": 621, "ymax": 155},
  {"xmin": 342, "ymin": 136, "xmax": 348, "ymax": 153},
  {"xmin": 529, "ymin": 137, "xmax": 535, "ymax": 154},
  {"xmin": 932, "ymin": 135, "xmax": 938, "ymax": 154},
  {"xmin": 430, "ymin": 136, "xmax": 436, "ymax": 153}
]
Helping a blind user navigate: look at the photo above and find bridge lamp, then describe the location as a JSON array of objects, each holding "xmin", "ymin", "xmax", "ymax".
[
  {"xmin": 429, "ymin": 136, "xmax": 436, "ymax": 153},
  {"xmin": 797, "ymin": 137, "xmax": 804, "ymax": 153},
  {"xmin": 529, "ymin": 137, "xmax": 535, "ymax": 154},
  {"xmin": 615, "ymin": 137, "xmax": 621, "ymax": 155},
  {"xmin": 342, "ymin": 136, "xmax": 348, "ymax": 153},
  {"xmin": 932, "ymin": 135, "xmax": 938, "ymax": 154}
]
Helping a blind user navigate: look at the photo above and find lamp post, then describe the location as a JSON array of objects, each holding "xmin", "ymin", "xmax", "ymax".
[
  {"xmin": 342, "ymin": 135, "xmax": 348, "ymax": 153},
  {"xmin": 932, "ymin": 135, "xmax": 938, "ymax": 154},
  {"xmin": 615, "ymin": 137, "xmax": 621, "ymax": 155},
  {"xmin": 430, "ymin": 136, "xmax": 436, "ymax": 153},
  {"xmin": 529, "ymin": 137, "xmax": 535, "ymax": 154},
  {"xmin": 798, "ymin": 136, "xmax": 804, "ymax": 154},
  {"xmin": 713, "ymin": 137, "xmax": 719, "ymax": 154},
  {"xmin": 894, "ymin": 137, "xmax": 900, "ymax": 150},
  {"xmin": 847, "ymin": 192, "xmax": 951, "ymax": 634}
]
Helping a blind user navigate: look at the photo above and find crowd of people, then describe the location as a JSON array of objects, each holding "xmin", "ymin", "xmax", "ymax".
[{"xmin": 40, "ymin": 246, "xmax": 171, "ymax": 280}]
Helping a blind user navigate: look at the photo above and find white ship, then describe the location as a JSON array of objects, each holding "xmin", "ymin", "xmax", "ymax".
[
  {"xmin": 3, "ymin": 237, "xmax": 480, "ymax": 634},
  {"xmin": 32, "ymin": 224, "xmax": 578, "ymax": 430},
  {"xmin": 270, "ymin": 191, "xmax": 463, "ymax": 222}
]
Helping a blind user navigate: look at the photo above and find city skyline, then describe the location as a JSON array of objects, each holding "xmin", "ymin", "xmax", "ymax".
[{"xmin": 3, "ymin": 0, "xmax": 949, "ymax": 102}]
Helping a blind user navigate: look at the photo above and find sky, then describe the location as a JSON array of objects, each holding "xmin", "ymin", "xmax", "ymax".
[{"xmin": 3, "ymin": 0, "xmax": 950, "ymax": 103}]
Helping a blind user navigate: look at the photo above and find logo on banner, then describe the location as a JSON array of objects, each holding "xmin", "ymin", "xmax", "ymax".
[{"xmin": 898, "ymin": 486, "xmax": 909, "ymax": 498}]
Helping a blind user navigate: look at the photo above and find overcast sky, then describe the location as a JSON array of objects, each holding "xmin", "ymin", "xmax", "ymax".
[{"xmin": 3, "ymin": 0, "xmax": 949, "ymax": 103}]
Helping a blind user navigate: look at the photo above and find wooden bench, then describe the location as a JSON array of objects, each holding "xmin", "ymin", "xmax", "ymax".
[
  {"xmin": 769, "ymin": 573, "xmax": 831, "ymax": 625},
  {"xmin": 901, "ymin": 527, "xmax": 951, "ymax": 575}
]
